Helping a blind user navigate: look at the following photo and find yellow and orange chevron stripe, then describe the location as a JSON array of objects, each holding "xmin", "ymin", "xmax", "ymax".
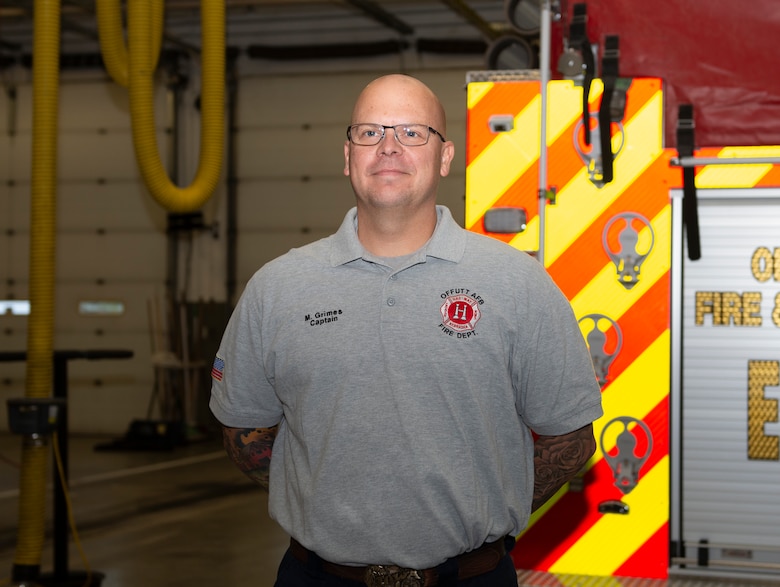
[{"xmin": 467, "ymin": 77, "xmax": 671, "ymax": 579}]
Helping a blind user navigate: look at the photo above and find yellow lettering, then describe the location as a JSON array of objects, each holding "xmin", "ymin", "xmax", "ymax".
[
  {"xmin": 774, "ymin": 293, "xmax": 780, "ymax": 327},
  {"xmin": 742, "ymin": 292, "xmax": 762, "ymax": 326},
  {"xmin": 695, "ymin": 292, "xmax": 718, "ymax": 325},
  {"xmin": 775, "ymin": 248, "xmax": 780, "ymax": 281},
  {"xmin": 695, "ymin": 292, "xmax": 763, "ymax": 326},
  {"xmin": 721, "ymin": 292, "xmax": 742, "ymax": 325},
  {"xmin": 747, "ymin": 360, "xmax": 779, "ymax": 460},
  {"xmin": 752, "ymin": 247, "xmax": 773, "ymax": 282}
]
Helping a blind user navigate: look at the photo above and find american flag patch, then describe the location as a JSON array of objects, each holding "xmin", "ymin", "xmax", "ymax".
[{"xmin": 211, "ymin": 357, "xmax": 225, "ymax": 381}]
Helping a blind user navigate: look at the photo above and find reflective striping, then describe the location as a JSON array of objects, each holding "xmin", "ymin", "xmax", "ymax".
[
  {"xmin": 544, "ymin": 90, "xmax": 665, "ymax": 265},
  {"xmin": 606, "ymin": 276, "xmax": 671, "ymax": 389},
  {"xmin": 508, "ymin": 215, "xmax": 540, "ymax": 252},
  {"xmin": 547, "ymin": 153, "xmax": 676, "ymax": 299},
  {"xmin": 466, "ymin": 80, "xmax": 493, "ymax": 109},
  {"xmin": 469, "ymin": 78, "xmax": 671, "ymax": 579},
  {"xmin": 466, "ymin": 81, "xmax": 540, "ymax": 166},
  {"xmin": 569, "ymin": 206, "xmax": 671, "ymax": 318},
  {"xmin": 757, "ymin": 164, "xmax": 780, "ymax": 186},
  {"xmin": 465, "ymin": 94, "xmax": 541, "ymax": 227},
  {"xmin": 595, "ymin": 332, "xmax": 671, "ymax": 452},
  {"xmin": 523, "ymin": 399, "xmax": 669, "ymax": 573},
  {"xmin": 695, "ymin": 146, "xmax": 780, "ymax": 188},
  {"xmin": 696, "ymin": 163, "xmax": 775, "ymax": 188},
  {"xmin": 550, "ymin": 457, "xmax": 670, "ymax": 575},
  {"xmin": 546, "ymin": 80, "xmax": 602, "ymax": 144},
  {"xmin": 522, "ymin": 482, "xmax": 568, "ymax": 534},
  {"xmin": 515, "ymin": 400, "xmax": 669, "ymax": 575}
]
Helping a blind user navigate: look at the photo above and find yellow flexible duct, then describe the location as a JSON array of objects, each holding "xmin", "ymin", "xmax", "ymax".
[
  {"xmin": 105, "ymin": 0, "xmax": 225, "ymax": 213},
  {"xmin": 14, "ymin": 0, "xmax": 61, "ymax": 578},
  {"xmin": 96, "ymin": 0, "xmax": 164, "ymax": 88},
  {"xmin": 13, "ymin": 0, "xmax": 222, "ymax": 580}
]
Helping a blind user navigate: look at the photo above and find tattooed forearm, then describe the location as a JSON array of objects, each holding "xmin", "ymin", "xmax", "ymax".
[
  {"xmin": 532, "ymin": 423, "xmax": 596, "ymax": 511},
  {"xmin": 221, "ymin": 425, "xmax": 279, "ymax": 491}
]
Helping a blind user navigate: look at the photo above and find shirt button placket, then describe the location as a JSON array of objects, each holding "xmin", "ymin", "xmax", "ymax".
[{"xmin": 386, "ymin": 273, "xmax": 397, "ymax": 309}]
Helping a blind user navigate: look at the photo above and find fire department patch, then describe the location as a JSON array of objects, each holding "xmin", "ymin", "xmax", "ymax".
[{"xmin": 440, "ymin": 294, "xmax": 481, "ymax": 332}]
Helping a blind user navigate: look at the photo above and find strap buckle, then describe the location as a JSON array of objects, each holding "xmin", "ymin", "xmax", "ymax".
[{"xmin": 364, "ymin": 564, "xmax": 424, "ymax": 587}]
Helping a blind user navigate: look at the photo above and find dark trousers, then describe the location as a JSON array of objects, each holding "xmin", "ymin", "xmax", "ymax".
[{"xmin": 273, "ymin": 538, "xmax": 519, "ymax": 587}]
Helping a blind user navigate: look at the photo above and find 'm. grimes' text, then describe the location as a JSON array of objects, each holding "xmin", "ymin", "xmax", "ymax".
[{"xmin": 305, "ymin": 309, "xmax": 343, "ymax": 326}]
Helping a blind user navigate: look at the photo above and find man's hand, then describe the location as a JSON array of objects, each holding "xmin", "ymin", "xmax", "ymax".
[
  {"xmin": 222, "ymin": 425, "xmax": 279, "ymax": 491},
  {"xmin": 532, "ymin": 423, "xmax": 596, "ymax": 511}
]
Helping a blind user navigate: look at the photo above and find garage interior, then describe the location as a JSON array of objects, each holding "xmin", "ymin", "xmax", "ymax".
[{"xmin": 1, "ymin": 1, "xmax": 779, "ymax": 586}]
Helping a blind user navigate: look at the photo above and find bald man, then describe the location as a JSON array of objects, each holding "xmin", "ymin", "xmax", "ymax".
[{"xmin": 210, "ymin": 74, "xmax": 603, "ymax": 587}]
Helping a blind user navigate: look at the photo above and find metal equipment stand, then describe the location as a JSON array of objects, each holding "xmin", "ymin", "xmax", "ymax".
[{"xmin": 2, "ymin": 349, "xmax": 133, "ymax": 587}]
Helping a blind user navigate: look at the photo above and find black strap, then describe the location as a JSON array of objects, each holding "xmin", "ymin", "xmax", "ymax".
[
  {"xmin": 598, "ymin": 35, "xmax": 619, "ymax": 185},
  {"xmin": 677, "ymin": 104, "xmax": 701, "ymax": 260},
  {"xmin": 570, "ymin": 3, "xmax": 594, "ymax": 146}
]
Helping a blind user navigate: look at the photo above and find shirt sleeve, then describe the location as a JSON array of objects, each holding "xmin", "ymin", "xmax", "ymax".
[
  {"xmin": 209, "ymin": 273, "xmax": 284, "ymax": 428},
  {"xmin": 513, "ymin": 262, "xmax": 604, "ymax": 436}
]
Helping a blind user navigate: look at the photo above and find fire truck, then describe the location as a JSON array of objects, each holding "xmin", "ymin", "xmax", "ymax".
[{"xmin": 466, "ymin": 0, "xmax": 780, "ymax": 581}]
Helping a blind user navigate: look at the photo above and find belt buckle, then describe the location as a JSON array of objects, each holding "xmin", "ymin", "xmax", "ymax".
[{"xmin": 364, "ymin": 564, "xmax": 424, "ymax": 587}]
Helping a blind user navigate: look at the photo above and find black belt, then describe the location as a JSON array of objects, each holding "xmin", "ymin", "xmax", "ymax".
[{"xmin": 289, "ymin": 537, "xmax": 508, "ymax": 586}]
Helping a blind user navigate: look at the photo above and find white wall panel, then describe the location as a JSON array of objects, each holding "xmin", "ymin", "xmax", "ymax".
[
  {"xmin": 0, "ymin": 76, "xmax": 173, "ymax": 434},
  {"xmin": 2, "ymin": 134, "xmax": 31, "ymax": 181},
  {"xmin": 58, "ymin": 182, "xmax": 168, "ymax": 232},
  {"xmin": 238, "ymin": 70, "xmax": 469, "ymax": 128},
  {"xmin": 57, "ymin": 232, "xmax": 167, "ymax": 280},
  {"xmin": 58, "ymin": 132, "xmax": 149, "ymax": 181},
  {"xmin": 1, "ymin": 232, "xmax": 29, "ymax": 283},
  {"xmin": 7, "ymin": 80, "xmax": 168, "ymax": 183},
  {"xmin": 3, "ymin": 183, "xmax": 30, "ymax": 229},
  {"xmin": 56, "ymin": 283, "xmax": 162, "ymax": 331},
  {"xmin": 11, "ymin": 78, "xmax": 166, "ymax": 133},
  {"xmin": 236, "ymin": 125, "xmax": 346, "ymax": 178},
  {"xmin": 237, "ymin": 177, "xmax": 356, "ymax": 228},
  {"xmin": 238, "ymin": 74, "xmax": 372, "ymax": 126},
  {"xmin": 4, "ymin": 84, "xmax": 33, "ymax": 134},
  {"xmin": 58, "ymin": 82, "xmax": 131, "ymax": 130},
  {"xmin": 0, "ymin": 318, "xmax": 27, "ymax": 354},
  {"xmin": 237, "ymin": 231, "xmax": 334, "ymax": 288},
  {"xmin": 0, "ymin": 86, "xmax": 8, "ymax": 135},
  {"xmin": 0, "ymin": 136, "xmax": 12, "ymax": 176}
]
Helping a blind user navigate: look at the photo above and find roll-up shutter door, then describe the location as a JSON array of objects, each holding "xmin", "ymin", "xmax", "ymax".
[{"xmin": 681, "ymin": 189, "xmax": 780, "ymax": 574}]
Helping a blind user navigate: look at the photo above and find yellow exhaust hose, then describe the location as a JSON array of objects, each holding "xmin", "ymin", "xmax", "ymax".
[
  {"xmin": 128, "ymin": 0, "xmax": 225, "ymax": 213},
  {"xmin": 96, "ymin": 0, "xmax": 164, "ymax": 88},
  {"xmin": 13, "ymin": 0, "xmax": 61, "ymax": 578}
]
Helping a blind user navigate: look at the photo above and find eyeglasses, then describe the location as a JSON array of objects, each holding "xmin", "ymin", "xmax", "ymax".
[{"xmin": 347, "ymin": 123, "xmax": 446, "ymax": 147}]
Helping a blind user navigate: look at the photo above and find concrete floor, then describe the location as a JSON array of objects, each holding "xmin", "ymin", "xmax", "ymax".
[{"xmin": 0, "ymin": 432, "xmax": 777, "ymax": 587}]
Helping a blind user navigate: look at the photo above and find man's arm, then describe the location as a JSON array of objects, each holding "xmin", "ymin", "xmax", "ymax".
[
  {"xmin": 221, "ymin": 425, "xmax": 279, "ymax": 491},
  {"xmin": 532, "ymin": 423, "xmax": 596, "ymax": 512}
]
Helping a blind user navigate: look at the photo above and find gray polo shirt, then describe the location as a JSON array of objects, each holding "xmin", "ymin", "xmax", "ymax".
[{"xmin": 210, "ymin": 205, "xmax": 603, "ymax": 569}]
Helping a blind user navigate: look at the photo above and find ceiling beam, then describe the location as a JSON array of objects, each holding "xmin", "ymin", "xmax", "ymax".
[
  {"xmin": 341, "ymin": 0, "xmax": 415, "ymax": 36},
  {"xmin": 439, "ymin": 0, "xmax": 504, "ymax": 41},
  {"xmin": 61, "ymin": 0, "xmax": 200, "ymax": 54}
]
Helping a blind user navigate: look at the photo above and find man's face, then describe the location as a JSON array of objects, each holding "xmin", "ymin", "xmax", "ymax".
[{"xmin": 343, "ymin": 77, "xmax": 454, "ymax": 212}]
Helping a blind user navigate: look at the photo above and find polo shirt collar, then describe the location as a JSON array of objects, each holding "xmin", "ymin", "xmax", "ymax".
[{"xmin": 330, "ymin": 205, "xmax": 466, "ymax": 267}]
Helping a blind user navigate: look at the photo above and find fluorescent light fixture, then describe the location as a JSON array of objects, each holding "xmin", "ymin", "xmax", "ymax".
[
  {"xmin": 78, "ymin": 300, "xmax": 125, "ymax": 316},
  {"xmin": 0, "ymin": 300, "xmax": 31, "ymax": 316}
]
